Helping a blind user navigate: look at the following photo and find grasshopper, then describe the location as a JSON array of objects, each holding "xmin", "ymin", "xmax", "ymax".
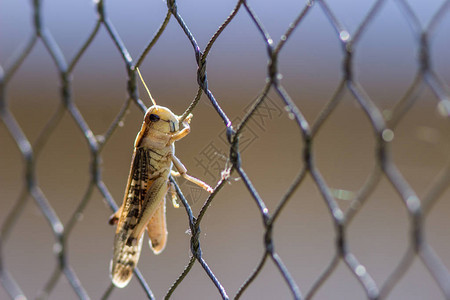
[{"xmin": 109, "ymin": 69, "xmax": 213, "ymax": 288}]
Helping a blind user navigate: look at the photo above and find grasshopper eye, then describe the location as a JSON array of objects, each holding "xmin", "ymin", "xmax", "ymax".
[{"xmin": 149, "ymin": 114, "xmax": 160, "ymax": 122}]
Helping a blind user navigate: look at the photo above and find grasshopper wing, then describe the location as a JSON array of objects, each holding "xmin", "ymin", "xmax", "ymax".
[
  {"xmin": 111, "ymin": 233, "xmax": 144, "ymax": 288},
  {"xmin": 111, "ymin": 148, "xmax": 169, "ymax": 287},
  {"xmin": 111, "ymin": 148, "xmax": 150, "ymax": 287}
]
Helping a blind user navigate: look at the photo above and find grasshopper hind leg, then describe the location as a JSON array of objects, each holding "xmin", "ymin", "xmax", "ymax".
[{"xmin": 147, "ymin": 197, "xmax": 168, "ymax": 254}]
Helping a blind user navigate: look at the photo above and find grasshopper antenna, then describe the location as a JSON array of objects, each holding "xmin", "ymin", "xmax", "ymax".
[{"xmin": 136, "ymin": 67, "xmax": 157, "ymax": 106}]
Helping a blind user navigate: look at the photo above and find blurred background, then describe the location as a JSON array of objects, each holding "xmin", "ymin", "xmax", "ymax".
[{"xmin": 0, "ymin": 0, "xmax": 449, "ymax": 299}]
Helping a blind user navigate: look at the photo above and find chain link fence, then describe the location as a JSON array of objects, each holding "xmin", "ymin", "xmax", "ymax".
[{"xmin": 1, "ymin": 0, "xmax": 450, "ymax": 299}]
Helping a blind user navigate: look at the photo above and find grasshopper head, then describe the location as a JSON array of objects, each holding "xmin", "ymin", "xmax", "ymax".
[{"xmin": 144, "ymin": 105, "xmax": 180, "ymax": 134}]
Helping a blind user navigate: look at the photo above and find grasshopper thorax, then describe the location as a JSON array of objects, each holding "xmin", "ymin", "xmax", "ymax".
[{"xmin": 144, "ymin": 105, "xmax": 180, "ymax": 134}]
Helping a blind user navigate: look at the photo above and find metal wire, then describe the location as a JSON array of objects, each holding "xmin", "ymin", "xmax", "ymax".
[{"xmin": 1, "ymin": 0, "xmax": 450, "ymax": 299}]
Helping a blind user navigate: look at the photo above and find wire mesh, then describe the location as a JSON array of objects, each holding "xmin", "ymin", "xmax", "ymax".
[{"xmin": 1, "ymin": 0, "xmax": 450, "ymax": 299}]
